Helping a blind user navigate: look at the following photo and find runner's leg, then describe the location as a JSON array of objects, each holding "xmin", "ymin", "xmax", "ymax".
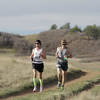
[
  {"xmin": 39, "ymin": 72, "xmax": 43, "ymax": 92},
  {"xmin": 33, "ymin": 69, "xmax": 37, "ymax": 91},
  {"xmin": 57, "ymin": 68, "xmax": 62, "ymax": 88},
  {"xmin": 61, "ymin": 70, "xmax": 66, "ymax": 89}
]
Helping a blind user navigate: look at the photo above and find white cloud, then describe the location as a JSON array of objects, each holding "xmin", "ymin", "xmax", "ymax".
[
  {"xmin": 0, "ymin": 13, "xmax": 100, "ymax": 34},
  {"xmin": 0, "ymin": 0, "xmax": 100, "ymax": 34}
]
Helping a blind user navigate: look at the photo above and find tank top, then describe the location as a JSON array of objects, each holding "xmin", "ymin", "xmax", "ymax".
[
  {"xmin": 32, "ymin": 48, "xmax": 43, "ymax": 64},
  {"xmin": 57, "ymin": 47, "xmax": 68, "ymax": 62}
]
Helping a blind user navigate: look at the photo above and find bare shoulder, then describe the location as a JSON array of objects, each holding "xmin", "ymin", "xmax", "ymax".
[
  {"xmin": 32, "ymin": 48, "xmax": 35, "ymax": 51},
  {"xmin": 32, "ymin": 48, "xmax": 35, "ymax": 52},
  {"xmin": 57, "ymin": 47, "xmax": 61, "ymax": 51}
]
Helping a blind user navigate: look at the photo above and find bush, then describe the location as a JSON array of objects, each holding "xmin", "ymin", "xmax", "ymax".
[
  {"xmin": 0, "ymin": 33, "xmax": 14, "ymax": 48},
  {"xmin": 60, "ymin": 23, "xmax": 70, "ymax": 30},
  {"xmin": 13, "ymin": 39, "xmax": 33, "ymax": 55},
  {"xmin": 50, "ymin": 24, "xmax": 57, "ymax": 30},
  {"xmin": 84, "ymin": 25, "xmax": 100, "ymax": 40},
  {"xmin": 71, "ymin": 25, "xmax": 82, "ymax": 32},
  {"xmin": 0, "ymin": 32, "xmax": 33, "ymax": 55}
]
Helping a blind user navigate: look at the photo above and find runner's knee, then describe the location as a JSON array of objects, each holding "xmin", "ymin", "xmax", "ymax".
[
  {"xmin": 33, "ymin": 69, "xmax": 37, "ymax": 78},
  {"xmin": 39, "ymin": 72, "xmax": 42, "ymax": 79},
  {"xmin": 57, "ymin": 68, "xmax": 62, "ymax": 74}
]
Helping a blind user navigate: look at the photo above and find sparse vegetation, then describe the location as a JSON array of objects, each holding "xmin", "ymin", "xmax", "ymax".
[
  {"xmin": 0, "ymin": 23, "xmax": 100, "ymax": 56},
  {"xmin": 0, "ymin": 32, "xmax": 33, "ymax": 55},
  {"xmin": 37, "ymin": 29, "xmax": 100, "ymax": 56},
  {"xmin": 0, "ymin": 49, "xmax": 86, "ymax": 99},
  {"xmin": 84, "ymin": 25, "xmax": 100, "ymax": 40},
  {"xmin": 11, "ymin": 75, "xmax": 100, "ymax": 100},
  {"xmin": 69, "ymin": 85, "xmax": 100, "ymax": 100},
  {"xmin": 0, "ymin": 23, "xmax": 100, "ymax": 100},
  {"xmin": 24, "ymin": 34, "xmax": 38, "ymax": 44}
]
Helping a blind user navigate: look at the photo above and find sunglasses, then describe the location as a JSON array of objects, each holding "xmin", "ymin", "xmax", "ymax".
[
  {"xmin": 35, "ymin": 42, "xmax": 40, "ymax": 44},
  {"xmin": 62, "ymin": 44, "xmax": 66, "ymax": 45}
]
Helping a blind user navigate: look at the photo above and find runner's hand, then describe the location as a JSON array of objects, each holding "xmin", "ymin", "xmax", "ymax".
[{"xmin": 40, "ymin": 53, "xmax": 43, "ymax": 57}]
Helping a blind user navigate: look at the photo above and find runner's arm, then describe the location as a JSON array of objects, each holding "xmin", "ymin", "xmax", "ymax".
[
  {"xmin": 56, "ymin": 50, "xmax": 59, "ymax": 58},
  {"xmin": 30, "ymin": 49, "xmax": 34, "ymax": 59},
  {"xmin": 66, "ymin": 49, "xmax": 72, "ymax": 58},
  {"xmin": 40, "ymin": 49, "xmax": 46, "ymax": 59},
  {"xmin": 56, "ymin": 47, "xmax": 61, "ymax": 59}
]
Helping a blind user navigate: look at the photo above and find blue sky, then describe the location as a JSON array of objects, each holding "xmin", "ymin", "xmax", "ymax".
[{"xmin": 0, "ymin": 0, "xmax": 100, "ymax": 35}]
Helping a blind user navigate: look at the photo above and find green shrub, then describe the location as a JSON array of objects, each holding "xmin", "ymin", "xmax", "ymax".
[
  {"xmin": 71, "ymin": 25, "xmax": 82, "ymax": 32},
  {"xmin": 50, "ymin": 24, "xmax": 57, "ymax": 30},
  {"xmin": 60, "ymin": 23, "xmax": 70, "ymax": 30},
  {"xmin": 84, "ymin": 25, "xmax": 100, "ymax": 40}
]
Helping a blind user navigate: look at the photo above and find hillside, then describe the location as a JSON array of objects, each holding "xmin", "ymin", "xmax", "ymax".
[
  {"xmin": 0, "ymin": 32, "xmax": 32, "ymax": 55},
  {"xmin": 24, "ymin": 34, "xmax": 38, "ymax": 44},
  {"xmin": 0, "ymin": 30, "xmax": 100, "ymax": 57},
  {"xmin": 0, "ymin": 31, "xmax": 100, "ymax": 100},
  {"xmin": 37, "ymin": 29, "xmax": 100, "ymax": 57}
]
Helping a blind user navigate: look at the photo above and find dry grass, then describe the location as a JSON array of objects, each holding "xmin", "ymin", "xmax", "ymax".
[
  {"xmin": 1, "ymin": 50, "xmax": 100, "ymax": 96},
  {"xmin": 68, "ymin": 84, "xmax": 100, "ymax": 100},
  {"xmin": 24, "ymin": 34, "xmax": 38, "ymax": 44},
  {"xmin": 69, "ymin": 57, "xmax": 100, "ymax": 71},
  {"xmin": 0, "ymin": 50, "xmax": 57, "ymax": 96},
  {"xmin": 9, "ymin": 74, "xmax": 100, "ymax": 100},
  {"xmin": 0, "ymin": 49, "xmax": 100, "ymax": 99}
]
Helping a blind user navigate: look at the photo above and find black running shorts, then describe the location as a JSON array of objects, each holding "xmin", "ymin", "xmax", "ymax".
[{"xmin": 32, "ymin": 63, "xmax": 44, "ymax": 72}]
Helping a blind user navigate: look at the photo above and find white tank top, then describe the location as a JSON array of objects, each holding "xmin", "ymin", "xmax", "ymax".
[{"xmin": 32, "ymin": 48, "xmax": 43, "ymax": 64}]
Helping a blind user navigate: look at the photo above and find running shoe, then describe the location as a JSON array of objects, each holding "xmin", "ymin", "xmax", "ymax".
[
  {"xmin": 40, "ymin": 86, "xmax": 43, "ymax": 92},
  {"xmin": 61, "ymin": 85, "xmax": 64, "ymax": 90},
  {"xmin": 57, "ymin": 81, "xmax": 61, "ymax": 88},
  {"xmin": 33, "ymin": 87, "xmax": 37, "ymax": 92}
]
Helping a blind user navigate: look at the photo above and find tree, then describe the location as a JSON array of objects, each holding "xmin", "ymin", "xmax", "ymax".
[
  {"xmin": 71, "ymin": 25, "xmax": 82, "ymax": 32},
  {"xmin": 50, "ymin": 24, "xmax": 57, "ymax": 30},
  {"xmin": 84, "ymin": 25, "xmax": 100, "ymax": 40},
  {"xmin": 60, "ymin": 23, "xmax": 70, "ymax": 29}
]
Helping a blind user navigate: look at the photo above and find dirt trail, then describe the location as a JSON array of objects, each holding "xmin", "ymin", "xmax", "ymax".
[
  {"xmin": 44, "ymin": 70, "xmax": 100, "ymax": 90},
  {"xmin": 2, "ymin": 70, "xmax": 100, "ymax": 100},
  {"xmin": 1, "ymin": 57, "xmax": 100, "ymax": 100}
]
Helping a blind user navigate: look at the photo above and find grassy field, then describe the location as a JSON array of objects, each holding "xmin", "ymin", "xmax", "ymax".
[
  {"xmin": 8, "ymin": 75, "xmax": 100, "ymax": 100},
  {"xmin": 68, "ymin": 84, "xmax": 100, "ymax": 100},
  {"xmin": 0, "ymin": 49, "xmax": 100, "ymax": 100},
  {"xmin": 0, "ymin": 49, "xmax": 58, "ymax": 97},
  {"xmin": 69, "ymin": 57, "xmax": 100, "ymax": 71},
  {"xmin": 0, "ymin": 49, "xmax": 83, "ymax": 98}
]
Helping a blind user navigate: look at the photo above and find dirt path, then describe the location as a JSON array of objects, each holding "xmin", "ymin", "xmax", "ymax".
[
  {"xmin": 44, "ymin": 70, "xmax": 100, "ymax": 90},
  {"xmin": 1, "ymin": 57, "xmax": 100, "ymax": 100},
  {"xmin": 2, "ymin": 70, "xmax": 100, "ymax": 100}
]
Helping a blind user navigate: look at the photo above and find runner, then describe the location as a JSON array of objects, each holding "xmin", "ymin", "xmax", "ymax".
[
  {"xmin": 30, "ymin": 40, "xmax": 46, "ymax": 92},
  {"xmin": 56, "ymin": 40, "xmax": 72, "ymax": 90}
]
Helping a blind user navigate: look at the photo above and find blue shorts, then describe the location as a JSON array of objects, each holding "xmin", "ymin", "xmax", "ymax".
[{"xmin": 56, "ymin": 61, "xmax": 68, "ymax": 71}]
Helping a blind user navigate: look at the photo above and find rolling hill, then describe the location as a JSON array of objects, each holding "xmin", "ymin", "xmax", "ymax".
[{"xmin": 0, "ymin": 30, "xmax": 100, "ymax": 57}]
